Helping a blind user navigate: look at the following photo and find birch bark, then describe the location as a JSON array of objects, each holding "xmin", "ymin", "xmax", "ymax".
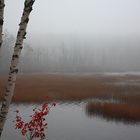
[
  {"xmin": 0, "ymin": 0, "xmax": 35, "ymax": 137},
  {"xmin": 0, "ymin": 0, "xmax": 5, "ymax": 54}
]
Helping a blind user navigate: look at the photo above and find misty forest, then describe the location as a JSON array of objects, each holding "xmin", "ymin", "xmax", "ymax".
[
  {"xmin": 0, "ymin": 0, "xmax": 140, "ymax": 140},
  {"xmin": 1, "ymin": 32, "xmax": 140, "ymax": 73}
]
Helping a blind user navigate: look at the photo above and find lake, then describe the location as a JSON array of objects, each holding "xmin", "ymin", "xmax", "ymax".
[{"xmin": 1, "ymin": 99, "xmax": 140, "ymax": 140}]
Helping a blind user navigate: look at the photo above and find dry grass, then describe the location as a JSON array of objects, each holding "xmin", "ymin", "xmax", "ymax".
[
  {"xmin": 86, "ymin": 102, "xmax": 140, "ymax": 123},
  {"xmin": 0, "ymin": 74, "xmax": 140, "ymax": 103}
]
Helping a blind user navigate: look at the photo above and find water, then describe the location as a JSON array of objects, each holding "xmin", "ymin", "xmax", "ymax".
[{"xmin": 1, "ymin": 100, "xmax": 140, "ymax": 140}]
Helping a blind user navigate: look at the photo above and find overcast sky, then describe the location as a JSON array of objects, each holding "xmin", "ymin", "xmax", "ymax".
[{"xmin": 4, "ymin": 0, "xmax": 140, "ymax": 37}]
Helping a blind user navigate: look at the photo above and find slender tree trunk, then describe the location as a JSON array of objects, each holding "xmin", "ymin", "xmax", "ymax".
[
  {"xmin": 0, "ymin": 0, "xmax": 35, "ymax": 137},
  {"xmin": 0, "ymin": 0, "xmax": 5, "ymax": 54}
]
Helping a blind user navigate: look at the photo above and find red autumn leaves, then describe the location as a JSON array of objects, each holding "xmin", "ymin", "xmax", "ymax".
[{"xmin": 14, "ymin": 102, "xmax": 56, "ymax": 140}]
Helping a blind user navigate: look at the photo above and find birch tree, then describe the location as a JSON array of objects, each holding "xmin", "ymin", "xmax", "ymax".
[
  {"xmin": 0, "ymin": 0, "xmax": 5, "ymax": 54},
  {"xmin": 0, "ymin": 0, "xmax": 35, "ymax": 137}
]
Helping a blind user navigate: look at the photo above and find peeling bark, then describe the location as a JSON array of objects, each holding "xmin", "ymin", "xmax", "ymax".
[
  {"xmin": 0, "ymin": 0, "xmax": 5, "ymax": 54},
  {"xmin": 0, "ymin": 0, "xmax": 35, "ymax": 137}
]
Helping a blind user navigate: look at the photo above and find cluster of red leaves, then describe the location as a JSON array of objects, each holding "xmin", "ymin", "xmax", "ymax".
[{"xmin": 14, "ymin": 102, "xmax": 56, "ymax": 140}]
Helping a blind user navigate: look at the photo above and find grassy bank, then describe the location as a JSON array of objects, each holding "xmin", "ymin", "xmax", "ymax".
[
  {"xmin": 86, "ymin": 102, "xmax": 140, "ymax": 123},
  {"xmin": 0, "ymin": 74, "xmax": 140, "ymax": 103}
]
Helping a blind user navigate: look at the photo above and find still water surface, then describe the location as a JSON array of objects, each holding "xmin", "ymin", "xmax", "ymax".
[{"xmin": 2, "ymin": 100, "xmax": 140, "ymax": 140}]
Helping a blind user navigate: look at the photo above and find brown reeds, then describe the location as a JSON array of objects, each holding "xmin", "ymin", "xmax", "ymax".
[
  {"xmin": 86, "ymin": 102, "xmax": 140, "ymax": 124},
  {"xmin": 0, "ymin": 74, "xmax": 140, "ymax": 103}
]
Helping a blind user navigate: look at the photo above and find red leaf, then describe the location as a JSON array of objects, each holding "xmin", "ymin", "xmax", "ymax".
[{"xmin": 52, "ymin": 102, "xmax": 56, "ymax": 106}]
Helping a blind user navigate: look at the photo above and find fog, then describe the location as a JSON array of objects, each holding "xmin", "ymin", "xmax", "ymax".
[
  {"xmin": 0, "ymin": 32, "xmax": 140, "ymax": 73},
  {"xmin": 5, "ymin": 0, "xmax": 140, "ymax": 36},
  {"xmin": 1, "ymin": 0, "xmax": 140, "ymax": 73}
]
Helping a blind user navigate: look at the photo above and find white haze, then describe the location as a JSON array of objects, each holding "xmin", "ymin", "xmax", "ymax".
[
  {"xmin": 5, "ymin": 0, "xmax": 140, "ymax": 36},
  {"xmin": 1, "ymin": 0, "xmax": 140, "ymax": 73}
]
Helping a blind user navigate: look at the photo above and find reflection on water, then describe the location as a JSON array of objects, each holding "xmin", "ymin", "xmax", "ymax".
[
  {"xmin": 86, "ymin": 102, "xmax": 140, "ymax": 124},
  {"xmin": 1, "ymin": 99, "xmax": 140, "ymax": 140}
]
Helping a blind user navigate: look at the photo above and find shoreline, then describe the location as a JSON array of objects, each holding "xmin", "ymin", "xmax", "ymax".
[{"xmin": 0, "ymin": 74, "xmax": 140, "ymax": 103}]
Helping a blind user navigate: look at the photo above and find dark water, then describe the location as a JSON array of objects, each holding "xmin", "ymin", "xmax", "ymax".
[{"xmin": 1, "ymin": 99, "xmax": 140, "ymax": 140}]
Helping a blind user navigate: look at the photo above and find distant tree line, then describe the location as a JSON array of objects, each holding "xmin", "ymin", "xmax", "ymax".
[{"xmin": 1, "ymin": 33, "xmax": 140, "ymax": 74}]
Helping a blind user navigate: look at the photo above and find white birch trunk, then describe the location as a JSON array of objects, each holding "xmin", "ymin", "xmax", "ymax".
[
  {"xmin": 0, "ymin": 0, "xmax": 5, "ymax": 54},
  {"xmin": 0, "ymin": 0, "xmax": 35, "ymax": 137}
]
